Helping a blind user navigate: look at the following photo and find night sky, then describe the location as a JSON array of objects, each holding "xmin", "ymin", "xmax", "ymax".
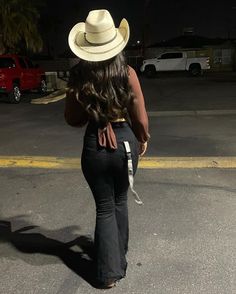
[{"xmin": 44, "ymin": 0, "xmax": 236, "ymax": 55}]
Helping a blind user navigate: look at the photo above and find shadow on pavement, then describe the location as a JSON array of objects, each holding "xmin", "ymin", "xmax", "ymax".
[
  {"xmin": 0, "ymin": 92, "xmax": 50, "ymax": 104},
  {"xmin": 0, "ymin": 217, "xmax": 99, "ymax": 288}
]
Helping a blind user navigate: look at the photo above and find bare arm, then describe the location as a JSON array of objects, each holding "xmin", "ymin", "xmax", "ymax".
[{"xmin": 128, "ymin": 66, "xmax": 150, "ymax": 144}]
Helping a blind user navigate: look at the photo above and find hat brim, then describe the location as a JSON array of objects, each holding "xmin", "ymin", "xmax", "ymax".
[{"xmin": 68, "ymin": 19, "xmax": 130, "ymax": 62}]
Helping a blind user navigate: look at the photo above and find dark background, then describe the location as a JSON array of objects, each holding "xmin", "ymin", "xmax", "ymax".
[{"xmin": 42, "ymin": 0, "xmax": 236, "ymax": 56}]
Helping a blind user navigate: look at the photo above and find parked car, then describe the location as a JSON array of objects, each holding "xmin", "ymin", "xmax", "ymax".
[
  {"xmin": 140, "ymin": 51, "xmax": 210, "ymax": 77},
  {"xmin": 0, "ymin": 54, "xmax": 47, "ymax": 103}
]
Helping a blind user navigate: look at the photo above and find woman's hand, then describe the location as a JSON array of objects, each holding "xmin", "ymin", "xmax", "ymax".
[{"xmin": 139, "ymin": 141, "xmax": 148, "ymax": 156}]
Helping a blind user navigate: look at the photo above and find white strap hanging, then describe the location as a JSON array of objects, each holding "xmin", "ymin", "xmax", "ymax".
[{"xmin": 123, "ymin": 141, "xmax": 143, "ymax": 205}]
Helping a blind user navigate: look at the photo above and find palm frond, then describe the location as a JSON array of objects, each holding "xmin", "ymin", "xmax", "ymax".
[{"xmin": 0, "ymin": 0, "xmax": 44, "ymax": 53}]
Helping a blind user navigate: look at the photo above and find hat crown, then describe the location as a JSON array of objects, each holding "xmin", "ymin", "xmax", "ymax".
[
  {"xmin": 86, "ymin": 10, "xmax": 114, "ymax": 33},
  {"xmin": 85, "ymin": 10, "xmax": 116, "ymax": 44}
]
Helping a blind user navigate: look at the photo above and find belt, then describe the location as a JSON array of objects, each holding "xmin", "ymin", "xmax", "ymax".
[{"xmin": 110, "ymin": 118, "xmax": 126, "ymax": 122}]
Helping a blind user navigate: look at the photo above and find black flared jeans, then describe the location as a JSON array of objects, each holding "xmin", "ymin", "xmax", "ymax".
[{"xmin": 81, "ymin": 121, "xmax": 139, "ymax": 284}]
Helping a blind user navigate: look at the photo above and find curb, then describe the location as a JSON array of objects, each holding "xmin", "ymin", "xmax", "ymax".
[{"xmin": 148, "ymin": 110, "xmax": 236, "ymax": 117}]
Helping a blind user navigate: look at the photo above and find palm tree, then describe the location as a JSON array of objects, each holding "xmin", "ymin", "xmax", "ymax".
[{"xmin": 0, "ymin": 0, "xmax": 44, "ymax": 54}]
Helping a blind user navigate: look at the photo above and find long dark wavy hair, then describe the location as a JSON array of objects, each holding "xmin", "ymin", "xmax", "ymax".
[{"xmin": 68, "ymin": 52, "xmax": 134, "ymax": 126}]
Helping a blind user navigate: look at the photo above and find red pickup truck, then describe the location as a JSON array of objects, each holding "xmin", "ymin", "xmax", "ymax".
[{"xmin": 0, "ymin": 54, "xmax": 47, "ymax": 103}]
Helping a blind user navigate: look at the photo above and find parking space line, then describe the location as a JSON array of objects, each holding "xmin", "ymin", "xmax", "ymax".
[{"xmin": 0, "ymin": 156, "xmax": 236, "ymax": 169}]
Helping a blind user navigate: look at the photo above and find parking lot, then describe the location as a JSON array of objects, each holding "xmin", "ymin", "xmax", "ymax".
[{"xmin": 0, "ymin": 74, "xmax": 236, "ymax": 294}]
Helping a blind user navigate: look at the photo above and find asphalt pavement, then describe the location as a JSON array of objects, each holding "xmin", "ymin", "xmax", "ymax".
[
  {"xmin": 140, "ymin": 71, "xmax": 236, "ymax": 112},
  {"xmin": 0, "ymin": 74, "xmax": 236, "ymax": 294}
]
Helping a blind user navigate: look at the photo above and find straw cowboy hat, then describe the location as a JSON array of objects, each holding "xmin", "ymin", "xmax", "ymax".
[{"xmin": 68, "ymin": 9, "xmax": 130, "ymax": 62}]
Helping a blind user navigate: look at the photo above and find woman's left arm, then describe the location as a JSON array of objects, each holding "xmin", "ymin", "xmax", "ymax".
[{"xmin": 64, "ymin": 90, "xmax": 89, "ymax": 127}]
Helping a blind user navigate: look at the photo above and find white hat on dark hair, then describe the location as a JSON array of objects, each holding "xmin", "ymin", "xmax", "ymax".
[{"xmin": 68, "ymin": 9, "xmax": 130, "ymax": 62}]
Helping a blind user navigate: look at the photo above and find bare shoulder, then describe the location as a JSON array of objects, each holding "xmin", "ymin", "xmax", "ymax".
[
  {"xmin": 127, "ymin": 65, "xmax": 138, "ymax": 79},
  {"xmin": 128, "ymin": 65, "xmax": 136, "ymax": 74}
]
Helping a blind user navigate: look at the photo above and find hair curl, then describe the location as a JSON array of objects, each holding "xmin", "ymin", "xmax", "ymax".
[{"xmin": 68, "ymin": 52, "xmax": 133, "ymax": 126}]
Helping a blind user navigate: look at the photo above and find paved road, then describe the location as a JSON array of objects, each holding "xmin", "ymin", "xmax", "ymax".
[
  {"xmin": 1, "ymin": 167, "xmax": 235, "ymax": 294},
  {"xmin": 140, "ymin": 72, "xmax": 236, "ymax": 111},
  {"xmin": 0, "ymin": 76, "xmax": 236, "ymax": 294},
  {"xmin": 1, "ymin": 99, "xmax": 236, "ymax": 158},
  {"xmin": 1, "ymin": 71, "xmax": 236, "ymax": 111}
]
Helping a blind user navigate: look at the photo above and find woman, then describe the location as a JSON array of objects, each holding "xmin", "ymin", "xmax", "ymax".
[{"xmin": 65, "ymin": 9, "xmax": 150, "ymax": 288}]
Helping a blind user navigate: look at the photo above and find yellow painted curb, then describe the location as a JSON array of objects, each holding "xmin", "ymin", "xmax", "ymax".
[
  {"xmin": 138, "ymin": 157, "xmax": 236, "ymax": 169},
  {"xmin": 0, "ymin": 156, "xmax": 81, "ymax": 169},
  {"xmin": 0, "ymin": 156, "xmax": 236, "ymax": 169}
]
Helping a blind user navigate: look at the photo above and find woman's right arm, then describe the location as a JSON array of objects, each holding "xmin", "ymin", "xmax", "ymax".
[{"xmin": 64, "ymin": 89, "xmax": 89, "ymax": 127}]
